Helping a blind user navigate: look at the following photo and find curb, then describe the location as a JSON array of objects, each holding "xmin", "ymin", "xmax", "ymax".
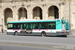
[
  {"xmin": 0, "ymin": 33, "xmax": 7, "ymax": 35},
  {"xmin": 67, "ymin": 35, "xmax": 75, "ymax": 38},
  {"xmin": 1, "ymin": 33, "xmax": 75, "ymax": 38}
]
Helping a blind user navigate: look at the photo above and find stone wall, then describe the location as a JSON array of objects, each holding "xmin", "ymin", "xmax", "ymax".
[{"xmin": 0, "ymin": 0, "xmax": 75, "ymax": 32}]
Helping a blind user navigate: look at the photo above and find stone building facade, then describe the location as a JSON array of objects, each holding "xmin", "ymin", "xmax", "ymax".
[{"xmin": 0, "ymin": 0, "xmax": 75, "ymax": 33}]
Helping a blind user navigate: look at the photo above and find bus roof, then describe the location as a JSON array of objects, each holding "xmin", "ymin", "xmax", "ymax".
[{"xmin": 7, "ymin": 19, "xmax": 62, "ymax": 23}]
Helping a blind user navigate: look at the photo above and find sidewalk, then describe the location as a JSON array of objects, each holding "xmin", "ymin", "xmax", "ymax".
[
  {"xmin": 67, "ymin": 30, "xmax": 75, "ymax": 38},
  {"xmin": 0, "ymin": 32, "xmax": 7, "ymax": 35},
  {"xmin": 71, "ymin": 30, "xmax": 75, "ymax": 35}
]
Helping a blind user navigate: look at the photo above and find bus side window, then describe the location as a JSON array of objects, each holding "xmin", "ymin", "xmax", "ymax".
[
  {"xmin": 35, "ymin": 23, "xmax": 38, "ymax": 29},
  {"xmin": 13, "ymin": 24, "xmax": 16, "ymax": 29},
  {"xmin": 39, "ymin": 23, "xmax": 47, "ymax": 29},
  {"xmin": 21, "ymin": 24, "xmax": 22, "ymax": 29},
  {"xmin": 48, "ymin": 23, "xmax": 51, "ymax": 29},
  {"xmin": 26, "ymin": 24, "xmax": 29, "ymax": 29},
  {"xmin": 48, "ymin": 22, "xmax": 56, "ymax": 29},
  {"xmin": 33, "ymin": 23, "xmax": 39, "ymax": 29},
  {"xmin": 49, "ymin": 25, "xmax": 51, "ymax": 29},
  {"xmin": 17, "ymin": 24, "xmax": 20, "ymax": 29},
  {"xmin": 33, "ymin": 24, "xmax": 35, "ymax": 29},
  {"xmin": 24, "ymin": 24, "xmax": 26, "ymax": 29},
  {"xmin": 52, "ymin": 25, "xmax": 55, "ymax": 29},
  {"xmin": 35, "ymin": 26, "xmax": 38, "ymax": 29},
  {"xmin": 26, "ymin": 24, "xmax": 32, "ymax": 29}
]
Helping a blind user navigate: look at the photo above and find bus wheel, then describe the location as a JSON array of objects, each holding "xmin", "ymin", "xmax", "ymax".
[
  {"xmin": 14, "ymin": 32, "xmax": 18, "ymax": 35},
  {"xmin": 41, "ymin": 32, "xmax": 46, "ymax": 37}
]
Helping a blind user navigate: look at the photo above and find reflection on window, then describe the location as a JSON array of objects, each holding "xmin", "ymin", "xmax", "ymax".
[
  {"xmin": 39, "ymin": 23, "xmax": 47, "ymax": 29},
  {"xmin": 26, "ymin": 24, "xmax": 32, "ymax": 29},
  {"xmin": 33, "ymin": 23, "xmax": 38, "ymax": 29},
  {"xmin": 24, "ymin": 24, "xmax": 26, "ymax": 29},
  {"xmin": 13, "ymin": 24, "xmax": 20, "ymax": 29},
  {"xmin": 8, "ymin": 24, "xmax": 13, "ymax": 29},
  {"xmin": 62, "ymin": 20, "xmax": 68, "ymax": 23},
  {"xmin": 48, "ymin": 22, "xmax": 56, "ymax": 29},
  {"xmin": 7, "ymin": 22, "xmax": 56, "ymax": 29}
]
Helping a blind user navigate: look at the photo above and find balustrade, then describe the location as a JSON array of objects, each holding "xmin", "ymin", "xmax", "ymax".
[{"xmin": 1, "ymin": 0, "xmax": 67, "ymax": 3}]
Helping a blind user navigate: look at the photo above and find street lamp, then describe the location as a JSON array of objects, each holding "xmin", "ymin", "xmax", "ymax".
[
  {"xmin": 2, "ymin": 19, "xmax": 3, "ymax": 28},
  {"xmin": 69, "ymin": 0, "xmax": 71, "ymax": 34},
  {"xmin": 2, "ymin": 19, "xmax": 3, "ymax": 33},
  {"xmin": 21, "ymin": 2, "xmax": 25, "ymax": 19},
  {"xmin": 69, "ymin": 0, "xmax": 71, "ymax": 23}
]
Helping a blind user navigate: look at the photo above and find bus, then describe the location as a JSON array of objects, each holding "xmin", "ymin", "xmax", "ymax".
[{"xmin": 7, "ymin": 19, "xmax": 69, "ymax": 36}]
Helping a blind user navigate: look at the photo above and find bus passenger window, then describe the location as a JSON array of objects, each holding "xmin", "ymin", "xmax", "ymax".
[
  {"xmin": 26, "ymin": 24, "xmax": 32, "ymax": 29},
  {"xmin": 52, "ymin": 25, "xmax": 55, "ymax": 29},
  {"xmin": 33, "ymin": 23, "xmax": 38, "ymax": 29},
  {"xmin": 35, "ymin": 26, "xmax": 38, "ymax": 29},
  {"xmin": 17, "ymin": 25, "xmax": 20, "ymax": 29},
  {"xmin": 24, "ymin": 24, "xmax": 26, "ymax": 29},
  {"xmin": 48, "ymin": 22, "xmax": 56, "ymax": 29},
  {"xmin": 49, "ymin": 25, "xmax": 51, "ymax": 29},
  {"xmin": 39, "ymin": 23, "xmax": 47, "ymax": 29},
  {"xmin": 14, "ymin": 25, "xmax": 16, "ymax": 29},
  {"xmin": 21, "ymin": 25, "xmax": 22, "ymax": 29}
]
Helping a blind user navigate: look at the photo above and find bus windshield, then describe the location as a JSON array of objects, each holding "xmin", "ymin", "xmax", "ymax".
[{"xmin": 62, "ymin": 19, "xmax": 68, "ymax": 23}]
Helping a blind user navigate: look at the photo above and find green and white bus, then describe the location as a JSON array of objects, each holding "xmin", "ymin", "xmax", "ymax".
[{"xmin": 7, "ymin": 19, "xmax": 69, "ymax": 36}]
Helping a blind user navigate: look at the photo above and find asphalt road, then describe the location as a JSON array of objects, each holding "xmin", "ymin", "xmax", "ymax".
[
  {"xmin": 0, "ymin": 45, "xmax": 54, "ymax": 50},
  {"xmin": 0, "ymin": 35, "xmax": 75, "ymax": 46},
  {"xmin": 0, "ymin": 35, "xmax": 75, "ymax": 50}
]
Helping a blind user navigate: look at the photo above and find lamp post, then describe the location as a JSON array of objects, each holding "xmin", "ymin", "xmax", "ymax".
[
  {"xmin": 69, "ymin": 0, "xmax": 71, "ymax": 23},
  {"xmin": 21, "ymin": 2, "xmax": 25, "ymax": 19},
  {"xmin": 2, "ymin": 19, "xmax": 3, "ymax": 28},
  {"xmin": 69, "ymin": 0, "xmax": 71, "ymax": 34},
  {"xmin": 2, "ymin": 19, "xmax": 3, "ymax": 33}
]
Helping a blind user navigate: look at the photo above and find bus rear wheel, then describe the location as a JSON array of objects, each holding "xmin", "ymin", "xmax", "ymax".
[
  {"xmin": 41, "ymin": 32, "xmax": 46, "ymax": 37},
  {"xmin": 14, "ymin": 32, "xmax": 18, "ymax": 35}
]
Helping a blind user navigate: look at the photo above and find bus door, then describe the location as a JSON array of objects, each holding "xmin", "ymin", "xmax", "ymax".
[{"xmin": 26, "ymin": 23, "xmax": 32, "ymax": 34}]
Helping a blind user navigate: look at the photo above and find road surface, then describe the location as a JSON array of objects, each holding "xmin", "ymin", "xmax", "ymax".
[
  {"xmin": 0, "ymin": 35, "xmax": 75, "ymax": 50},
  {"xmin": 0, "ymin": 45, "xmax": 55, "ymax": 50}
]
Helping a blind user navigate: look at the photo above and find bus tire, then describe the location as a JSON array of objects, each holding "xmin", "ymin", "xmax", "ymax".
[
  {"xmin": 41, "ymin": 32, "xmax": 46, "ymax": 37},
  {"xmin": 14, "ymin": 32, "xmax": 18, "ymax": 36}
]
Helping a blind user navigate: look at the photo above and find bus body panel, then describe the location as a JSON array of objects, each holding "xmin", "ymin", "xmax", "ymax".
[
  {"xmin": 7, "ymin": 19, "xmax": 69, "ymax": 36},
  {"xmin": 7, "ymin": 29, "xmax": 69, "ymax": 36}
]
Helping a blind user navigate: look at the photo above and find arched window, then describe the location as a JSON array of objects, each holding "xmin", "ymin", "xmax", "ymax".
[
  {"xmin": 4, "ymin": 8, "xmax": 13, "ymax": 25},
  {"xmin": 33, "ymin": 7, "xmax": 42, "ymax": 20},
  {"xmin": 18, "ymin": 7, "xmax": 27, "ymax": 20},
  {"xmin": 48, "ymin": 6, "xmax": 59, "ymax": 19}
]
